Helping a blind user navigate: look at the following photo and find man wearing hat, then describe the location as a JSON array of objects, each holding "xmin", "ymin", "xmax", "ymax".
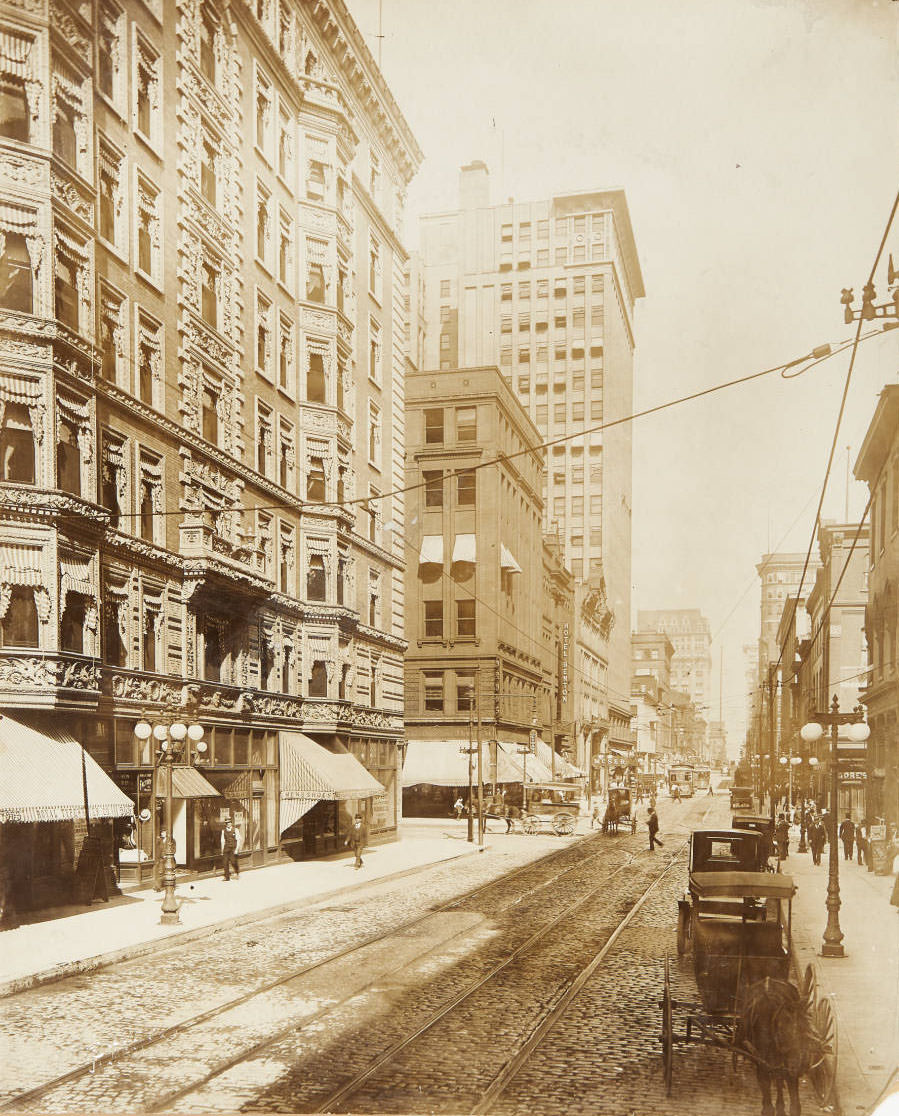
[
  {"xmin": 221, "ymin": 818, "xmax": 241, "ymax": 880},
  {"xmin": 345, "ymin": 812, "xmax": 366, "ymax": 868}
]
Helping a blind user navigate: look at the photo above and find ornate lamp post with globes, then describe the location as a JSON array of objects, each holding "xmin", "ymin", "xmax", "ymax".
[
  {"xmin": 134, "ymin": 717, "xmax": 206, "ymax": 925},
  {"xmin": 800, "ymin": 697, "xmax": 869, "ymax": 958},
  {"xmin": 795, "ymin": 756, "xmax": 819, "ymax": 853}
]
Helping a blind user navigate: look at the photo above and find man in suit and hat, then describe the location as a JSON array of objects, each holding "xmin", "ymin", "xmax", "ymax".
[{"xmin": 346, "ymin": 813, "xmax": 366, "ymax": 868}]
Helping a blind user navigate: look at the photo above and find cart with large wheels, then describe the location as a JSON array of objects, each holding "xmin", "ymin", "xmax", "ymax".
[
  {"xmin": 521, "ymin": 781, "xmax": 581, "ymax": 837},
  {"xmin": 661, "ymin": 835, "xmax": 837, "ymax": 1109}
]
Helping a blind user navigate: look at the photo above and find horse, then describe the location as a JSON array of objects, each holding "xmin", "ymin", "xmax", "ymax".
[{"xmin": 737, "ymin": 976, "xmax": 828, "ymax": 1116}]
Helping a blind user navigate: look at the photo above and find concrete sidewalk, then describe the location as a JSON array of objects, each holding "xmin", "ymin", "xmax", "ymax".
[
  {"xmin": 786, "ymin": 830, "xmax": 899, "ymax": 1116},
  {"xmin": 0, "ymin": 818, "xmax": 513, "ymax": 998}
]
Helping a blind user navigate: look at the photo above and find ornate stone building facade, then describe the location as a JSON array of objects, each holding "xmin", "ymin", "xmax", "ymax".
[{"xmin": 0, "ymin": 0, "xmax": 420, "ymax": 898}]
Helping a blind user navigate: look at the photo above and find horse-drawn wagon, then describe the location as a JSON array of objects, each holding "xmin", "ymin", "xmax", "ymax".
[
  {"xmin": 602, "ymin": 786, "xmax": 637, "ymax": 834},
  {"xmin": 520, "ymin": 781, "xmax": 581, "ymax": 836},
  {"xmin": 662, "ymin": 829, "xmax": 837, "ymax": 1113}
]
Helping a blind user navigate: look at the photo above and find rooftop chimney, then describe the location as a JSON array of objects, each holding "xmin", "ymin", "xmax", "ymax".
[{"xmin": 460, "ymin": 160, "xmax": 489, "ymax": 210}]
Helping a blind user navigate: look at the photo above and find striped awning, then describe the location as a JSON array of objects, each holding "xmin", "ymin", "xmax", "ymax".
[
  {"xmin": 0, "ymin": 374, "xmax": 40, "ymax": 404},
  {"xmin": 0, "ymin": 202, "xmax": 36, "ymax": 233},
  {"xmin": 500, "ymin": 544, "xmax": 522, "ymax": 574},
  {"xmin": 0, "ymin": 714, "xmax": 134, "ymax": 823},
  {"xmin": 169, "ymin": 767, "xmax": 220, "ymax": 799},
  {"xmin": 1, "ymin": 545, "xmax": 43, "ymax": 587},
  {"xmin": 0, "ymin": 32, "xmax": 32, "ymax": 78},
  {"xmin": 533, "ymin": 737, "xmax": 582, "ymax": 780},
  {"xmin": 279, "ymin": 732, "xmax": 385, "ymax": 805},
  {"xmin": 495, "ymin": 741, "xmax": 554, "ymax": 783},
  {"xmin": 403, "ymin": 739, "xmax": 533, "ymax": 787},
  {"xmin": 60, "ymin": 557, "xmax": 93, "ymax": 603}
]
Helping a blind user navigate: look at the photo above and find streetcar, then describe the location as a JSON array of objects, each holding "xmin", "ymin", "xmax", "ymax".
[
  {"xmin": 667, "ymin": 763, "xmax": 695, "ymax": 798},
  {"xmin": 693, "ymin": 764, "xmax": 711, "ymax": 794}
]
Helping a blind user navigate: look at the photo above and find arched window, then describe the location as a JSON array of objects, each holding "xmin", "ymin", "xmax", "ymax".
[
  {"xmin": 56, "ymin": 418, "xmax": 81, "ymax": 495},
  {"xmin": 60, "ymin": 593, "xmax": 86, "ymax": 653},
  {"xmin": 306, "ymin": 457, "xmax": 325, "ymax": 502},
  {"xmin": 0, "ymin": 586, "xmax": 38, "ymax": 647},
  {"xmin": 0, "ymin": 404, "xmax": 35, "ymax": 483},
  {"xmin": 0, "ymin": 233, "xmax": 33, "ymax": 313},
  {"xmin": 306, "ymin": 554, "xmax": 326, "ymax": 601}
]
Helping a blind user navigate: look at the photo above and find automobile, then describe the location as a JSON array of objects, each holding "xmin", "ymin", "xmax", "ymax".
[{"xmin": 729, "ymin": 785, "xmax": 754, "ymax": 811}]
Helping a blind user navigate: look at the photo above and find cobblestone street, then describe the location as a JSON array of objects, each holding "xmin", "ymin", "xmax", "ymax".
[{"xmin": 0, "ymin": 794, "xmax": 839, "ymax": 1116}]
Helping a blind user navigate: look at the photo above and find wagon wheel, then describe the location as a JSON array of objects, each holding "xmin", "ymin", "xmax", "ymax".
[
  {"xmin": 552, "ymin": 812, "xmax": 576, "ymax": 836},
  {"xmin": 676, "ymin": 904, "xmax": 690, "ymax": 956},
  {"xmin": 799, "ymin": 962, "xmax": 817, "ymax": 1006},
  {"xmin": 661, "ymin": 955, "xmax": 674, "ymax": 1095},
  {"xmin": 808, "ymin": 993, "xmax": 838, "ymax": 1107},
  {"xmin": 523, "ymin": 814, "xmax": 541, "ymax": 835}
]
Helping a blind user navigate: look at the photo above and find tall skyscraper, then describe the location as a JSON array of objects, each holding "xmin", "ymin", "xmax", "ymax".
[{"xmin": 418, "ymin": 162, "xmax": 643, "ymax": 735}]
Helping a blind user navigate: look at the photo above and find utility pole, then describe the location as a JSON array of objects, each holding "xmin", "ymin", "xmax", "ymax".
[
  {"xmin": 466, "ymin": 710, "xmax": 474, "ymax": 843},
  {"xmin": 768, "ymin": 669, "xmax": 778, "ymax": 823},
  {"xmin": 476, "ymin": 665, "xmax": 484, "ymax": 849}
]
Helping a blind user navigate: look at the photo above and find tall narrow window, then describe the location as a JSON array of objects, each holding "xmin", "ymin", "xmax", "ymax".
[
  {"xmin": 202, "ymin": 384, "xmax": 218, "ymax": 444},
  {"xmin": 456, "ymin": 599, "xmax": 476, "ymax": 637},
  {"xmin": 306, "ymin": 554, "xmax": 326, "ymax": 601},
  {"xmin": 0, "ymin": 73, "xmax": 30, "ymax": 143},
  {"xmin": 256, "ymin": 405, "xmax": 271, "ymax": 476},
  {"xmin": 55, "ymin": 253, "xmax": 79, "ymax": 331},
  {"xmin": 138, "ymin": 339, "xmax": 154, "ymax": 405},
  {"xmin": 306, "ymin": 159, "xmax": 326, "ymax": 202},
  {"xmin": 139, "ymin": 481, "xmax": 154, "ymax": 542},
  {"xmin": 0, "ymin": 233, "xmax": 33, "ymax": 313},
  {"xmin": 425, "ymin": 409, "xmax": 443, "ymax": 445},
  {"xmin": 368, "ymin": 402, "xmax": 380, "ymax": 465},
  {"xmin": 424, "ymin": 600, "xmax": 443, "ymax": 638},
  {"xmin": 279, "ymin": 318, "xmax": 293, "ymax": 392},
  {"xmin": 142, "ymin": 611, "xmax": 157, "ymax": 671},
  {"xmin": 203, "ymin": 616, "xmax": 224, "ymax": 681},
  {"xmin": 307, "ymin": 262, "xmax": 325, "ymax": 303},
  {"xmin": 201, "ymin": 261, "xmax": 218, "ymax": 328},
  {"xmin": 309, "ymin": 660, "xmax": 327, "ymax": 697},
  {"xmin": 56, "ymin": 419, "xmax": 81, "ymax": 495},
  {"xmin": 0, "ymin": 588, "xmax": 38, "ymax": 647},
  {"xmin": 0, "ymin": 404, "xmax": 35, "ymax": 484},
  {"xmin": 201, "ymin": 138, "xmax": 217, "ymax": 206},
  {"xmin": 99, "ymin": 166, "xmax": 117, "ymax": 243},
  {"xmin": 199, "ymin": 3, "xmax": 217, "ymax": 83},
  {"xmin": 424, "ymin": 470, "xmax": 443, "ymax": 508},
  {"xmin": 306, "ymin": 457, "xmax": 326, "ymax": 502},
  {"xmin": 135, "ymin": 36, "xmax": 159, "ymax": 142},
  {"xmin": 53, "ymin": 99, "xmax": 77, "ymax": 166},
  {"xmin": 104, "ymin": 605, "xmax": 126, "ymax": 666},
  {"xmin": 307, "ymin": 351, "xmax": 325, "ymax": 402}
]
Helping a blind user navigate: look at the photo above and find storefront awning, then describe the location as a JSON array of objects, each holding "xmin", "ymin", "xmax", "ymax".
[
  {"xmin": 419, "ymin": 535, "xmax": 444, "ymax": 565},
  {"xmin": 495, "ymin": 741, "xmax": 554, "ymax": 783},
  {"xmin": 169, "ymin": 767, "xmax": 220, "ymax": 798},
  {"xmin": 451, "ymin": 534, "xmax": 476, "ymax": 564},
  {"xmin": 0, "ymin": 714, "xmax": 134, "ymax": 823},
  {"xmin": 533, "ymin": 737, "xmax": 583, "ymax": 780},
  {"xmin": 500, "ymin": 544, "xmax": 522, "ymax": 574},
  {"xmin": 403, "ymin": 739, "xmax": 528, "ymax": 787},
  {"xmin": 279, "ymin": 732, "xmax": 385, "ymax": 805}
]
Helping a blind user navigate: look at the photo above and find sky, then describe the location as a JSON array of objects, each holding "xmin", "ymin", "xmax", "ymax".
[{"xmin": 346, "ymin": 0, "xmax": 899, "ymax": 751}]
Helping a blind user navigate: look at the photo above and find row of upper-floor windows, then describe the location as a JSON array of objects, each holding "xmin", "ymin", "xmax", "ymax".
[
  {"xmin": 422, "ymin": 406, "xmax": 476, "ymax": 446},
  {"xmin": 869, "ymin": 457, "xmax": 899, "ymax": 561},
  {"xmin": 498, "ymin": 215, "xmax": 604, "ymax": 242},
  {"xmin": 439, "ymin": 274, "xmax": 604, "ymax": 302}
]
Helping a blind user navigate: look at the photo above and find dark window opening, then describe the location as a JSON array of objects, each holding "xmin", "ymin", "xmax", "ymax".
[
  {"xmin": 202, "ymin": 385, "xmax": 218, "ymax": 444},
  {"xmin": 53, "ymin": 99, "xmax": 77, "ymax": 166},
  {"xmin": 307, "ymin": 457, "xmax": 326, "ymax": 502},
  {"xmin": 306, "ymin": 554, "xmax": 326, "ymax": 601},
  {"xmin": 457, "ymin": 598, "xmax": 476, "ymax": 637},
  {"xmin": 201, "ymin": 140, "xmax": 217, "ymax": 205},
  {"xmin": 138, "ymin": 341, "xmax": 154, "ymax": 405},
  {"xmin": 104, "ymin": 610, "xmax": 126, "ymax": 666},
  {"xmin": 307, "ymin": 351, "xmax": 326, "ymax": 403},
  {"xmin": 339, "ymin": 662, "xmax": 350, "ymax": 700},
  {"xmin": 424, "ymin": 599, "xmax": 443, "ymax": 639},
  {"xmin": 201, "ymin": 263, "xmax": 217, "ymax": 328},
  {"xmin": 457, "ymin": 469, "xmax": 476, "ymax": 506},
  {"xmin": 307, "ymin": 263, "xmax": 325, "ymax": 303},
  {"xmin": 0, "ymin": 587, "xmax": 38, "ymax": 647},
  {"xmin": 424, "ymin": 408, "xmax": 443, "ymax": 445},
  {"xmin": 55, "ymin": 253, "xmax": 79, "ymax": 331},
  {"xmin": 260, "ymin": 638, "xmax": 271, "ymax": 690},
  {"xmin": 203, "ymin": 616, "xmax": 224, "ymax": 682},
  {"xmin": 139, "ymin": 481, "xmax": 154, "ymax": 541},
  {"xmin": 99, "ymin": 171, "xmax": 116, "ymax": 242},
  {"xmin": 336, "ymin": 558, "xmax": 346, "ymax": 606},
  {"xmin": 424, "ymin": 470, "xmax": 443, "ymax": 508},
  {"xmin": 279, "ymin": 440, "xmax": 290, "ymax": 488},
  {"xmin": 456, "ymin": 406, "xmax": 477, "ymax": 442},
  {"xmin": 1, "ymin": 404, "xmax": 34, "ymax": 484},
  {"xmin": 142, "ymin": 613, "xmax": 157, "ymax": 672},
  {"xmin": 309, "ymin": 660, "xmax": 327, "ymax": 697},
  {"xmin": 336, "ymin": 468, "xmax": 345, "ymax": 504},
  {"xmin": 256, "ymin": 319, "xmax": 268, "ymax": 368},
  {"xmin": 257, "ymin": 422, "xmax": 269, "ymax": 474},
  {"xmin": 98, "ymin": 26, "xmax": 115, "ymax": 98},
  {"xmin": 137, "ymin": 67, "xmax": 152, "ymax": 136},
  {"xmin": 456, "ymin": 672, "xmax": 475, "ymax": 713},
  {"xmin": 369, "ymin": 592, "xmax": 377, "ymax": 627},
  {"xmin": 0, "ymin": 232, "xmax": 33, "ymax": 313},
  {"xmin": 60, "ymin": 593, "xmax": 86, "ymax": 654},
  {"xmin": 56, "ymin": 419, "xmax": 81, "ymax": 495},
  {"xmin": 137, "ymin": 206, "xmax": 153, "ymax": 274},
  {"xmin": 281, "ymin": 642, "xmax": 293, "ymax": 692},
  {"xmin": 199, "ymin": 7, "xmax": 216, "ymax": 82},
  {"xmin": 423, "ymin": 672, "xmax": 444, "ymax": 712},
  {"xmin": 0, "ymin": 77, "xmax": 30, "ymax": 143}
]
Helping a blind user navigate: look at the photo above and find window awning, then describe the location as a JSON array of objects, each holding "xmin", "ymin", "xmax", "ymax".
[
  {"xmin": 495, "ymin": 741, "xmax": 555, "ymax": 783},
  {"xmin": 403, "ymin": 739, "xmax": 527, "ymax": 787},
  {"xmin": 169, "ymin": 767, "xmax": 220, "ymax": 799},
  {"xmin": 451, "ymin": 534, "xmax": 476, "ymax": 564},
  {"xmin": 279, "ymin": 732, "xmax": 385, "ymax": 813},
  {"xmin": 1, "ymin": 545, "xmax": 42, "ymax": 587},
  {"xmin": 500, "ymin": 544, "xmax": 522, "ymax": 574},
  {"xmin": 419, "ymin": 535, "xmax": 444, "ymax": 566},
  {"xmin": 0, "ymin": 714, "xmax": 135, "ymax": 823}
]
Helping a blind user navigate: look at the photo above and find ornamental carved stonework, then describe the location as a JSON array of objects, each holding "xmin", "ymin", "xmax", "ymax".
[
  {"xmin": 0, "ymin": 152, "xmax": 46, "ymax": 188},
  {"xmin": 0, "ymin": 656, "xmax": 52, "ymax": 689},
  {"xmin": 50, "ymin": 1, "xmax": 91, "ymax": 64},
  {"xmin": 109, "ymin": 672, "xmax": 182, "ymax": 704},
  {"xmin": 51, "ymin": 171, "xmax": 93, "ymax": 223}
]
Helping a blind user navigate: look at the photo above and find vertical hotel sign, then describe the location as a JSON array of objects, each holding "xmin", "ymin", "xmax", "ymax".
[
  {"xmin": 494, "ymin": 661, "xmax": 501, "ymax": 721},
  {"xmin": 561, "ymin": 623, "xmax": 570, "ymax": 710}
]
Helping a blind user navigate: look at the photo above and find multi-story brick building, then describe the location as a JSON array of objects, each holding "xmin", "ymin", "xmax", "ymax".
[
  {"xmin": 855, "ymin": 384, "xmax": 899, "ymax": 829},
  {"xmin": 417, "ymin": 162, "xmax": 643, "ymax": 760},
  {"xmin": 0, "ymin": 0, "xmax": 420, "ymax": 906},
  {"xmin": 631, "ymin": 630, "xmax": 675, "ymax": 779},
  {"xmin": 402, "ymin": 365, "xmax": 575, "ymax": 814}
]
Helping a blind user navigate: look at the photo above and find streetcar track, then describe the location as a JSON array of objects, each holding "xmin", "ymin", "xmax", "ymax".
[
  {"xmin": 0, "ymin": 830, "xmax": 625, "ymax": 1113},
  {"xmin": 315, "ymin": 801, "xmax": 714, "ymax": 1115}
]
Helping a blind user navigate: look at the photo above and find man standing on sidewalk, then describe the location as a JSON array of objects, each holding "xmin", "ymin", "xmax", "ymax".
[
  {"xmin": 221, "ymin": 819, "xmax": 241, "ymax": 881},
  {"xmin": 345, "ymin": 813, "xmax": 366, "ymax": 868},
  {"xmin": 839, "ymin": 816, "xmax": 856, "ymax": 862},
  {"xmin": 647, "ymin": 807, "xmax": 663, "ymax": 851}
]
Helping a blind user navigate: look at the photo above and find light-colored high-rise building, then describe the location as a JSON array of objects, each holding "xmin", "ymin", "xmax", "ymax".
[
  {"xmin": 637, "ymin": 609, "xmax": 712, "ymax": 714},
  {"xmin": 418, "ymin": 162, "xmax": 644, "ymax": 741}
]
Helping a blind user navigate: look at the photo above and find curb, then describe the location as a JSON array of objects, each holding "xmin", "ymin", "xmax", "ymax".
[{"xmin": 0, "ymin": 847, "xmax": 479, "ymax": 1000}]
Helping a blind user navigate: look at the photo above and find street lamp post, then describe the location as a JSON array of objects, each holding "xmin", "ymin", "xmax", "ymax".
[
  {"xmin": 778, "ymin": 753, "xmax": 801, "ymax": 811},
  {"xmin": 800, "ymin": 697, "xmax": 869, "ymax": 958},
  {"xmin": 134, "ymin": 718, "xmax": 206, "ymax": 925}
]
